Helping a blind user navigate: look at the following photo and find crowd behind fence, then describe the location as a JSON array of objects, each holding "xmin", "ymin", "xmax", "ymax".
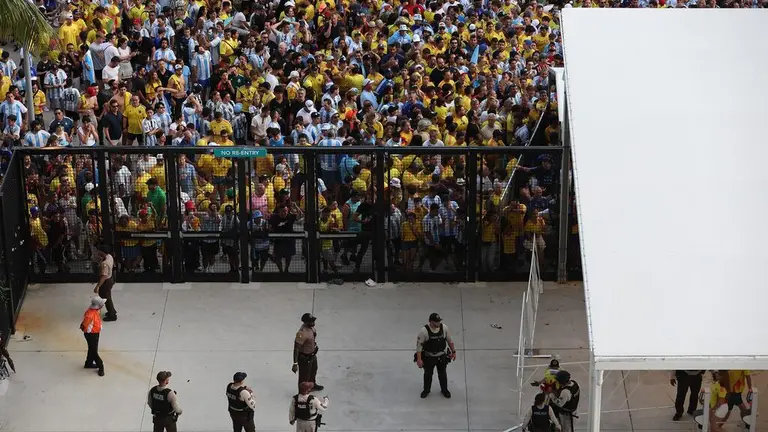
[{"xmin": 3, "ymin": 145, "xmax": 571, "ymax": 288}]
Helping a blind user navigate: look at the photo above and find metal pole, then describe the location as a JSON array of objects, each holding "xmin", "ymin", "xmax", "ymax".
[
  {"xmin": 556, "ymin": 100, "xmax": 572, "ymax": 284},
  {"xmin": 304, "ymin": 152, "xmax": 319, "ymax": 283},
  {"xmin": 587, "ymin": 364, "xmax": 604, "ymax": 432},
  {"xmin": 465, "ymin": 149, "xmax": 478, "ymax": 282},
  {"xmin": 24, "ymin": 46, "xmax": 35, "ymax": 125},
  {"xmin": 237, "ymin": 160, "xmax": 250, "ymax": 284},
  {"xmin": 374, "ymin": 151, "xmax": 386, "ymax": 283}
]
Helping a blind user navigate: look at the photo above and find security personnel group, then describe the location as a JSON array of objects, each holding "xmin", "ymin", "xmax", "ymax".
[{"xmin": 141, "ymin": 311, "xmax": 467, "ymax": 431}]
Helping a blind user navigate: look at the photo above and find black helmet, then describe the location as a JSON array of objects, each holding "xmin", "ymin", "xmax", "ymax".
[
  {"xmin": 555, "ymin": 370, "xmax": 571, "ymax": 385},
  {"xmin": 301, "ymin": 313, "xmax": 316, "ymax": 324},
  {"xmin": 192, "ymin": 83, "xmax": 203, "ymax": 93},
  {"xmin": 549, "ymin": 359, "xmax": 560, "ymax": 369}
]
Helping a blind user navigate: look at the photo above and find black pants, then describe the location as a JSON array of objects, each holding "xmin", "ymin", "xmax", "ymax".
[
  {"xmin": 84, "ymin": 333, "xmax": 103, "ymax": 370},
  {"xmin": 152, "ymin": 414, "xmax": 178, "ymax": 432},
  {"xmin": 229, "ymin": 409, "xmax": 256, "ymax": 432},
  {"xmin": 142, "ymin": 244, "xmax": 159, "ymax": 272},
  {"xmin": 675, "ymin": 373, "xmax": 703, "ymax": 415},
  {"xmin": 423, "ymin": 355, "xmax": 448, "ymax": 392},
  {"xmin": 297, "ymin": 353, "xmax": 318, "ymax": 391},
  {"xmin": 98, "ymin": 278, "xmax": 117, "ymax": 318}
]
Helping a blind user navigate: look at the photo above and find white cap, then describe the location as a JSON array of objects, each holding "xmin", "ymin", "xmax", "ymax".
[
  {"xmin": 469, "ymin": 24, "xmax": 476, "ymax": 31},
  {"xmin": 413, "ymin": 34, "xmax": 421, "ymax": 43},
  {"xmin": 285, "ymin": 0, "xmax": 295, "ymax": 6},
  {"xmin": 413, "ymin": 14, "xmax": 422, "ymax": 21},
  {"xmin": 390, "ymin": 178, "xmax": 401, "ymax": 188},
  {"xmin": 305, "ymin": 100, "xmax": 314, "ymax": 108},
  {"xmin": 438, "ymin": 22, "xmax": 446, "ymax": 27},
  {"xmin": 532, "ymin": 19, "xmax": 540, "ymax": 27},
  {"xmin": 363, "ymin": 78, "xmax": 372, "ymax": 86},
  {"xmin": 289, "ymin": 70, "xmax": 300, "ymax": 78},
  {"xmin": 320, "ymin": 123, "xmax": 331, "ymax": 131},
  {"xmin": 84, "ymin": 182, "xmax": 95, "ymax": 192},
  {"xmin": 268, "ymin": 122, "xmax": 280, "ymax": 129},
  {"xmin": 399, "ymin": 24, "xmax": 408, "ymax": 31}
]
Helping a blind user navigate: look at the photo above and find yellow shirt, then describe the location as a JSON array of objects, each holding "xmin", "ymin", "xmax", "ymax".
[
  {"xmin": 58, "ymin": 24, "xmax": 81, "ymax": 51},
  {"xmin": 220, "ymin": 37, "xmax": 239, "ymax": 60},
  {"xmin": 0, "ymin": 76, "xmax": 10, "ymax": 100},
  {"xmin": 118, "ymin": 220, "xmax": 139, "ymax": 247},
  {"xmin": 30, "ymin": 218, "xmax": 48, "ymax": 247},
  {"xmin": 211, "ymin": 158, "xmax": 233, "ymax": 177},
  {"xmin": 150, "ymin": 164, "xmax": 166, "ymax": 190},
  {"xmin": 135, "ymin": 173, "xmax": 151, "ymax": 198},
  {"xmin": 710, "ymin": 382, "xmax": 727, "ymax": 409},
  {"xmin": 351, "ymin": 177, "xmax": 367, "ymax": 194},
  {"xmin": 33, "ymin": 91, "xmax": 47, "ymax": 115},
  {"xmin": 401, "ymin": 220, "xmax": 420, "ymax": 242},
  {"xmin": 197, "ymin": 154, "xmax": 214, "ymax": 175},
  {"xmin": 123, "ymin": 104, "xmax": 146, "ymax": 135},
  {"xmin": 236, "ymin": 86, "xmax": 257, "ymax": 111},
  {"xmin": 210, "ymin": 119, "xmax": 233, "ymax": 136},
  {"xmin": 727, "ymin": 370, "xmax": 750, "ymax": 393},
  {"xmin": 481, "ymin": 219, "xmax": 498, "ymax": 243},
  {"xmin": 318, "ymin": 219, "xmax": 334, "ymax": 250},
  {"xmin": 137, "ymin": 219, "xmax": 156, "ymax": 246}
]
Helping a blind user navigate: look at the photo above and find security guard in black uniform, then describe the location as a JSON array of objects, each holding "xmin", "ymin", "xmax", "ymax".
[
  {"xmin": 415, "ymin": 313, "xmax": 456, "ymax": 398},
  {"xmin": 549, "ymin": 371, "xmax": 580, "ymax": 432},
  {"xmin": 523, "ymin": 393, "xmax": 561, "ymax": 432},
  {"xmin": 147, "ymin": 371, "xmax": 182, "ymax": 432},
  {"xmin": 293, "ymin": 313, "xmax": 324, "ymax": 392},
  {"xmin": 227, "ymin": 371, "xmax": 257, "ymax": 432}
]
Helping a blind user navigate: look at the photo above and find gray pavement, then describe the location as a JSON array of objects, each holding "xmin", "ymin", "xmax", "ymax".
[{"xmin": 0, "ymin": 281, "xmax": 764, "ymax": 432}]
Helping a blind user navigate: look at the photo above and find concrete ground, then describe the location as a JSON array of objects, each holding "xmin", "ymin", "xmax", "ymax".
[{"xmin": 0, "ymin": 281, "xmax": 764, "ymax": 432}]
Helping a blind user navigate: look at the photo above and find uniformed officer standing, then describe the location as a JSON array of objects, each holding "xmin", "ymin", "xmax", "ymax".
[
  {"xmin": 415, "ymin": 313, "xmax": 457, "ymax": 398},
  {"xmin": 289, "ymin": 381, "xmax": 330, "ymax": 432},
  {"xmin": 227, "ymin": 371, "xmax": 257, "ymax": 432},
  {"xmin": 292, "ymin": 313, "xmax": 324, "ymax": 392},
  {"xmin": 521, "ymin": 393, "xmax": 561, "ymax": 432},
  {"xmin": 147, "ymin": 371, "xmax": 183, "ymax": 432},
  {"xmin": 548, "ymin": 371, "xmax": 580, "ymax": 432}
]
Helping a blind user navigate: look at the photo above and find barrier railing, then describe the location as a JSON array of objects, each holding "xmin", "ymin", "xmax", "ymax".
[{"xmin": 9, "ymin": 145, "xmax": 564, "ymax": 285}]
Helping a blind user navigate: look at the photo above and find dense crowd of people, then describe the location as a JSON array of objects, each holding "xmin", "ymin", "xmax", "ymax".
[{"xmin": 1, "ymin": 0, "xmax": 576, "ymax": 277}]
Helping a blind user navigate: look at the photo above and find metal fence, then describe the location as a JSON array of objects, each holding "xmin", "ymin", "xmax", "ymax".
[
  {"xmin": 0, "ymin": 151, "xmax": 30, "ymax": 335},
  {"xmin": 7, "ymin": 145, "xmax": 568, "ymax": 285}
]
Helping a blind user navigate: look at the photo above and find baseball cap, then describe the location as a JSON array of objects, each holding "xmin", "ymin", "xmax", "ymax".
[
  {"xmin": 184, "ymin": 200, "xmax": 196, "ymax": 210},
  {"xmin": 174, "ymin": 64, "xmax": 182, "ymax": 70},
  {"xmin": 90, "ymin": 296, "xmax": 106, "ymax": 309},
  {"xmin": 252, "ymin": 210, "xmax": 263, "ymax": 219},
  {"xmin": 399, "ymin": 24, "xmax": 408, "ymax": 31},
  {"xmin": 289, "ymin": 70, "xmax": 300, "ymax": 79},
  {"xmin": 413, "ymin": 34, "xmax": 421, "ymax": 43},
  {"xmin": 157, "ymin": 371, "xmax": 172, "ymax": 382},
  {"xmin": 389, "ymin": 178, "xmax": 401, "ymax": 188},
  {"xmin": 301, "ymin": 313, "xmax": 316, "ymax": 323},
  {"xmin": 305, "ymin": 100, "xmax": 314, "ymax": 108},
  {"xmin": 233, "ymin": 372, "xmax": 247, "ymax": 382},
  {"xmin": 429, "ymin": 312, "xmax": 442, "ymax": 322}
]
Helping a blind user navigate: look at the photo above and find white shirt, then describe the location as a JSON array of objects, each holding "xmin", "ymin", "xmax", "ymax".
[{"xmin": 102, "ymin": 65, "xmax": 120, "ymax": 82}]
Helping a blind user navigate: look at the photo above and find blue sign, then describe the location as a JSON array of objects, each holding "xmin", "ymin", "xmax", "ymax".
[{"xmin": 213, "ymin": 148, "xmax": 268, "ymax": 158}]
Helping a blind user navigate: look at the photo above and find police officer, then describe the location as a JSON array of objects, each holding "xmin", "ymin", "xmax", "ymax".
[
  {"xmin": 289, "ymin": 381, "xmax": 330, "ymax": 432},
  {"xmin": 548, "ymin": 371, "xmax": 580, "ymax": 432},
  {"xmin": 415, "ymin": 312, "xmax": 456, "ymax": 398},
  {"xmin": 293, "ymin": 313, "xmax": 324, "ymax": 392},
  {"xmin": 147, "ymin": 371, "xmax": 182, "ymax": 432},
  {"xmin": 522, "ymin": 393, "xmax": 561, "ymax": 432},
  {"xmin": 227, "ymin": 371, "xmax": 257, "ymax": 432}
]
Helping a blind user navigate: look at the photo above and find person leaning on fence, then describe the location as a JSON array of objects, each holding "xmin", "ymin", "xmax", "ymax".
[{"xmin": 289, "ymin": 381, "xmax": 329, "ymax": 432}]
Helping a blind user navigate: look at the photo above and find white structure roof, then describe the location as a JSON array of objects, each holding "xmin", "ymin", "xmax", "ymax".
[{"xmin": 562, "ymin": 9, "xmax": 768, "ymax": 370}]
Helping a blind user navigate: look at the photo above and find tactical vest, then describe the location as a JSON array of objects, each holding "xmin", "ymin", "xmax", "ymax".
[
  {"xmin": 293, "ymin": 395, "xmax": 316, "ymax": 420},
  {"xmin": 422, "ymin": 324, "xmax": 446, "ymax": 354},
  {"xmin": 529, "ymin": 404, "xmax": 551, "ymax": 431},
  {"xmin": 561, "ymin": 381, "xmax": 581, "ymax": 413},
  {"xmin": 226, "ymin": 384, "xmax": 249, "ymax": 411},
  {"xmin": 150, "ymin": 387, "xmax": 174, "ymax": 415}
]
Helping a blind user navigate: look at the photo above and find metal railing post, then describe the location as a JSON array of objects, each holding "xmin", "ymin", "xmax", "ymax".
[
  {"xmin": 165, "ymin": 151, "xmax": 183, "ymax": 283},
  {"xmin": 374, "ymin": 150, "xmax": 386, "ymax": 282},
  {"xmin": 304, "ymin": 152, "xmax": 319, "ymax": 283},
  {"xmin": 557, "ymin": 100, "xmax": 572, "ymax": 284},
  {"xmin": 466, "ymin": 149, "xmax": 478, "ymax": 281},
  {"xmin": 237, "ymin": 160, "xmax": 250, "ymax": 284}
]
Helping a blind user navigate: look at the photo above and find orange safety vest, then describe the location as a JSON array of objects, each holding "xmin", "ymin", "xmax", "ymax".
[{"xmin": 81, "ymin": 309, "xmax": 102, "ymax": 334}]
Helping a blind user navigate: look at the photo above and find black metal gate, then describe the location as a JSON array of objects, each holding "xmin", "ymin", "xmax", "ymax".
[{"xmin": 11, "ymin": 146, "xmax": 565, "ymax": 285}]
